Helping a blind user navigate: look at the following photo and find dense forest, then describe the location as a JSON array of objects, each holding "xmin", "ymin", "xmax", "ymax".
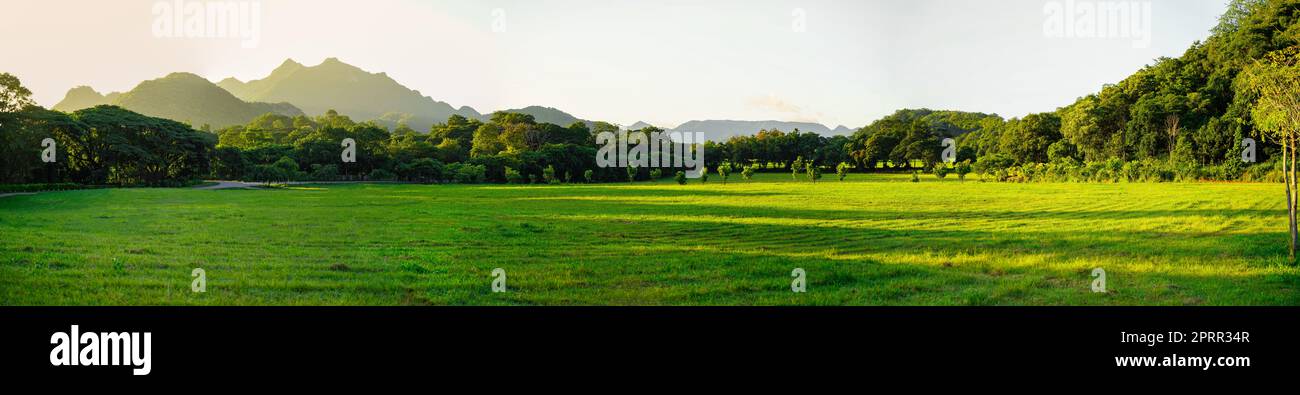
[{"xmin": 1, "ymin": 0, "xmax": 1298, "ymax": 188}]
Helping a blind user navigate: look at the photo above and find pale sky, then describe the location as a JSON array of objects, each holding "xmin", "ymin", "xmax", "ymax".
[{"xmin": 1, "ymin": 0, "xmax": 1226, "ymax": 128}]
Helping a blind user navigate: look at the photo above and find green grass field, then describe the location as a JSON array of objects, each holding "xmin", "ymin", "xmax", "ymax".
[{"xmin": 2, "ymin": 173, "xmax": 1297, "ymax": 305}]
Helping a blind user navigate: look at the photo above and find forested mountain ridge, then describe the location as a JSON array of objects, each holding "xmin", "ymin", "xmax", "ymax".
[
  {"xmin": 930, "ymin": 0, "xmax": 1300, "ymax": 168},
  {"xmin": 217, "ymin": 58, "xmax": 482, "ymax": 132},
  {"xmin": 52, "ymin": 73, "xmax": 303, "ymax": 129}
]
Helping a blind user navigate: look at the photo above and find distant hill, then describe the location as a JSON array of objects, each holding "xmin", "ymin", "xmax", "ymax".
[
  {"xmin": 218, "ymin": 58, "xmax": 480, "ymax": 131},
  {"xmin": 627, "ymin": 121, "xmax": 658, "ymax": 130},
  {"xmin": 670, "ymin": 120, "xmax": 855, "ymax": 142},
  {"xmin": 52, "ymin": 73, "xmax": 303, "ymax": 128},
  {"xmin": 491, "ymin": 106, "xmax": 587, "ymax": 126}
]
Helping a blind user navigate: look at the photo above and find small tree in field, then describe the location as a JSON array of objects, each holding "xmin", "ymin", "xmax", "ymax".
[
  {"xmin": 791, "ymin": 156, "xmax": 805, "ymax": 180},
  {"xmin": 955, "ymin": 160, "xmax": 972, "ymax": 181},
  {"xmin": 932, "ymin": 162, "xmax": 950, "ymax": 180},
  {"xmin": 718, "ymin": 163, "xmax": 732, "ymax": 184},
  {"xmin": 836, "ymin": 162, "xmax": 851, "ymax": 181},
  {"xmin": 1244, "ymin": 46, "xmax": 1300, "ymax": 262},
  {"xmin": 699, "ymin": 166, "xmax": 709, "ymax": 183},
  {"xmin": 583, "ymin": 169, "xmax": 594, "ymax": 183},
  {"xmin": 807, "ymin": 163, "xmax": 821, "ymax": 183},
  {"xmin": 650, "ymin": 168, "xmax": 663, "ymax": 182},
  {"xmin": 742, "ymin": 165, "xmax": 755, "ymax": 181},
  {"xmin": 626, "ymin": 165, "xmax": 638, "ymax": 182},
  {"xmin": 674, "ymin": 171, "xmax": 687, "ymax": 185},
  {"xmin": 911, "ymin": 171, "xmax": 920, "ymax": 183},
  {"xmin": 543, "ymin": 165, "xmax": 558, "ymax": 184}
]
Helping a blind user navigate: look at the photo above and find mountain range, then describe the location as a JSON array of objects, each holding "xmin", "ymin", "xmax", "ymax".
[
  {"xmin": 53, "ymin": 58, "xmax": 858, "ymax": 137},
  {"xmin": 52, "ymin": 73, "xmax": 303, "ymax": 129}
]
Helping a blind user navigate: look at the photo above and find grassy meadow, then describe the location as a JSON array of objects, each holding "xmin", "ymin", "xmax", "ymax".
[{"xmin": 1, "ymin": 173, "xmax": 1297, "ymax": 306}]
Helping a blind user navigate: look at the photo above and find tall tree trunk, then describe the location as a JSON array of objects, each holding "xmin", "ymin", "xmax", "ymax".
[
  {"xmin": 1284, "ymin": 135, "xmax": 1294, "ymax": 262},
  {"xmin": 1288, "ymin": 136, "xmax": 1297, "ymax": 262}
]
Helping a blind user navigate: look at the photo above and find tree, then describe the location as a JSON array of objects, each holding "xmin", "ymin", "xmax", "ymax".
[
  {"xmin": 650, "ymin": 168, "xmax": 663, "ymax": 181},
  {"xmin": 626, "ymin": 165, "xmax": 638, "ymax": 182},
  {"xmin": 583, "ymin": 169, "xmax": 594, "ymax": 183},
  {"xmin": 742, "ymin": 165, "xmax": 755, "ymax": 181},
  {"xmin": 0, "ymin": 73, "xmax": 35, "ymax": 113},
  {"xmin": 699, "ymin": 166, "xmax": 709, "ymax": 183},
  {"xmin": 543, "ymin": 165, "xmax": 558, "ymax": 184},
  {"xmin": 674, "ymin": 171, "xmax": 687, "ymax": 185},
  {"xmin": 1243, "ymin": 46, "xmax": 1300, "ymax": 262},
  {"xmin": 791, "ymin": 156, "xmax": 805, "ymax": 180},
  {"xmin": 505, "ymin": 167, "xmax": 524, "ymax": 184},
  {"xmin": 836, "ymin": 162, "xmax": 851, "ymax": 181},
  {"xmin": 806, "ymin": 164, "xmax": 821, "ymax": 183},
  {"xmin": 717, "ymin": 163, "xmax": 732, "ymax": 184},
  {"xmin": 955, "ymin": 160, "xmax": 973, "ymax": 181}
]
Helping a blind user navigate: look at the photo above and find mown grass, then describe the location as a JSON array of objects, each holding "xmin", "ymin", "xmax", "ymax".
[{"xmin": 1, "ymin": 173, "xmax": 1297, "ymax": 305}]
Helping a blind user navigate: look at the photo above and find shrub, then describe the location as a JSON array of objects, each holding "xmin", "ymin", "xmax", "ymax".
[
  {"xmin": 674, "ymin": 171, "xmax": 687, "ymax": 185},
  {"xmin": 583, "ymin": 169, "xmax": 594, "ymax": 183},
  {"xmin": 650, "ymin": 168, "xmax": 663, "ymax": 181},
  {"xmin": 911, "ymin": 171, "xmax": 920, "ymax": 183},
  {"xmin": 932, "ymin": 163, "xmax": 950, "ymax": 179},
  {"xmin": 447, "ymin": 163, "xmax": 486, "ymax": 184},
  {"xmin": 807, "ymin": 164, "xmax": 822, "ymax": 183},
  {"xmin": 791, "ymin": 157, "xmax": 805, "ymax": 180},
  {"xmin": 699, "ymin": 166, "xmax": 710, "ymax": 183},
  {"xmin": 742, "ymin": 166, "xmax": 755, "ymax": 181},
  {"xmin": 505, "ymin": 167, "xmax": 525, "ymax": 184},
  {"xmin": 543, "ymin": 165, "xmax": 558, "ymax": 184},
  {"xmin": 955, "ymin": 160, "xmax": 972, "ymax": 181},
  {"xmin": 626, "ymin": 165, "xmax": 638, "ymax": 182},
  {"xmin": 368, "ymin": 168, "xmax": 397, "ymax": 181},
  {"xmin": 309, "ymin": 164, "xmax": 339, "ymax": 181},
  {"xmin": 718, "ymin": 163, "xmax": 732, "ymax": 184}
]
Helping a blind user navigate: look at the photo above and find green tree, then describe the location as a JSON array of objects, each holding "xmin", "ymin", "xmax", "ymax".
[
  {"xmin": 742, "ymin": 165, "xmax": 755, "ymax": 181},
  {"xmin": 1244, "ymin": 46, "xmax": 1300, "ymax": 261},
  {"xmin": 674, "ymin": 171, "xmax": 687, "ymax": 185},
  {"xmin": 717, "ymin": 163, "xmax": 732, "ymax": 184},
  {"xmin": 836, "ymin": 162, "xmax": 851, "ymax": 181}
]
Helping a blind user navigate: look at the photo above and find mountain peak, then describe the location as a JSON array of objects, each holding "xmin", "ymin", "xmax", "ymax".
[{"xmin": 272, "ymin": 58, "xmax": 304, "ymax": 74}]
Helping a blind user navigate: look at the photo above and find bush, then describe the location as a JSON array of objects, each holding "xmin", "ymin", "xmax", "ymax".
[
  {"xmin": 505, "ymin": 167, "xmax": 525, "ymax": 184},
  {"xmin": 367, "ymin": 168, "xmax": 397, "ymax": 181},
  {"xmin": 543, "ymin": 165, "xmax": 559, "ymax": 184},
  {"xmin": 742, "ymin": 166, "xmax": 755, "ymax": 181},
  {"xmin": 674, "ymin": 171, "xmax": 687, "ymax": 185},
  {"xmin": 911, "ymin": 171, "xmax": 920, "ymax": 183},
  {"xmin": 447, "ymin": 163, "xmax": 486, "ymax": 184},
  {"xmin": 650, "ymin": 168, "xmax": 663, "ymax": 181},
  {"xmin": 932, "ymin": 163, "xmax": 950, "ymax": 179},
  {"xmin": 955, "ymin": 160, "xmax": 972, "ymax": 181},
  {"xmin": 310, "ymin": 164, "xmax": 340, "ymax": 181},
  {"xmin": 583, "ymin": 169, "xmax": 594, "ymax": 183},
  {"xmin": 699, "ymin": 167, "xmax": 710, "ymax": 183}
]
